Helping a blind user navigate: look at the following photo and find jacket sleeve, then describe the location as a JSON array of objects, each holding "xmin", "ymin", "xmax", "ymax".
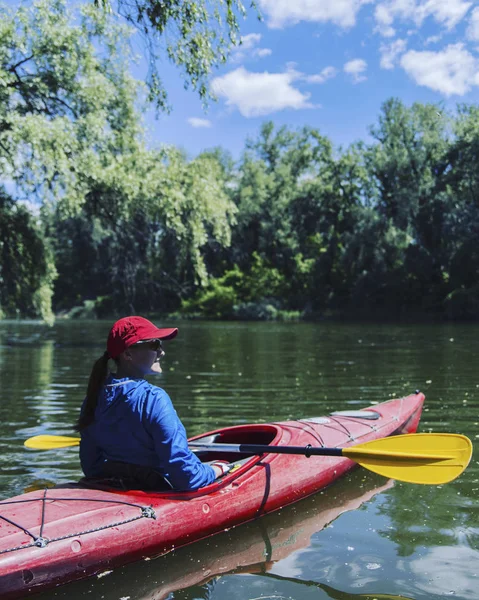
[
  {"xmin": 79, "ymin": 428, "xmax": 105, "ymax": 478},
  {"xmin": 142, "ymin": 388, "xmax": 216, "ymax": 491},
  {"xmin": 78, "ymin": 398, "xmax": 105, "ymax": 478}
]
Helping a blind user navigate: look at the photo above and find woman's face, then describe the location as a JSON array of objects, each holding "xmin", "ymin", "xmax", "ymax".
[{"xmin": 125, "ymin": 339, "xmax": 165, "ymax": 376}]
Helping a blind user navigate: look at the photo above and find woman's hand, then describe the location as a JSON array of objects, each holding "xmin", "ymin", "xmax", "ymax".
[{"xmin": 210, "ymin": 460, "xmax": 232, "ymax": 479}]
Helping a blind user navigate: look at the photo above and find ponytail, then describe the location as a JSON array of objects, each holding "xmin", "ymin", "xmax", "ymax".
[{"xmin": 75, "ymin": 351, "xmax": 110, "ymax": 431}]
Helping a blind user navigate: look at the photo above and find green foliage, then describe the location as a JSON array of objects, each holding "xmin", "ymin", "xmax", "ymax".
[
  {"xmin": 250, "ymin": 252, "xmax": 283, "ymax": 295},
  {"xmin": 99, "ymin": 0, "xmax": 253, "ymax": 111},
  {"xmin": 181, "ymin": 267, "xmax": 241, "ymax": 317},
  {"xmin": 0, "ymin": 0, "xmax": 143, "ymax": 211},
  {"xmin": 48, "ymin": 147, "xmax": 236, "ymax": 313},
  {"xmin": 182, "ymin": 282, "xmax": 301, "ymax": 320},
  {"xmin": 0, "ymin": 0, "xmax": 238, "ymax": 319},
  {"xmin": 188, "ymin": 280, "xmax": 238, "ymax": 318},
  {"xmin": 444, "ymin": 286, "xmax": 479, "ymax": 320},
  {"xmin": 0, "ymin": 189, "xmax": 56, "ymax": 323},
  {"xmin": 182, "ymin": 253, "xmax": 287, "ymax": 318}
]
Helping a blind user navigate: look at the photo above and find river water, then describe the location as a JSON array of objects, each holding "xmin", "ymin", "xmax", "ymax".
[{"xmin": 0, "ymin": 319, "xmax": 477, "ymax": 599}]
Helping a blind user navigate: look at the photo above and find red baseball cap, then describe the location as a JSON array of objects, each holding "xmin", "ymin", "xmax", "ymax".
[{"xmin": 107, "ymin": 316, "xmax": 178, "ymax": 359}]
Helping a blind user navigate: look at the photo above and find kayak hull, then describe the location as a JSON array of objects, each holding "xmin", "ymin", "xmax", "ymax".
[{"xmin": 0, "ymin": 393, "xmax": 424, "ymax": 598}]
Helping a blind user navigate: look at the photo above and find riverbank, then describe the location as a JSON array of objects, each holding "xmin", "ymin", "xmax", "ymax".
[{"xmin": 46, "ymin": 299, "xmax": 475, "ymax": 324}]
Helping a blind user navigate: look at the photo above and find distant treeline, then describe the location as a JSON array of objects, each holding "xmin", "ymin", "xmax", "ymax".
[{"xmin": 1, "ymin": 1, "xmax": 479, "ymax": 323}]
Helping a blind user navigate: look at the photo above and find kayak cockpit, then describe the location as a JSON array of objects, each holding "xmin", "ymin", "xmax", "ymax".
[
  {"xmin": 72, "ymin": 424, "xmax": 282, "ymax": 495},
  {"xmin": 191, "ymin": 423, "xmax": 281, "ymax": 463}
]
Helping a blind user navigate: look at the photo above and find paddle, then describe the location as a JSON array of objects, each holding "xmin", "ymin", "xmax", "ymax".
[
  {"xmin": 25, "ymin": 435, "xmax": 81, "ymax": 449},
  {"xmin": 24, "ymin": 432, "xmax": 472, "ymax": 485}
]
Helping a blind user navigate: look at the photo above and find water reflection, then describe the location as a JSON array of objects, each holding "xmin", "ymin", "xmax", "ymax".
[
  {"xmin": 33, "ymin": 471, "xmax": 401, "ymax": 600},
  {"xmin": 410, "ymin": 545, "xmax": 479, "ymax": 597}
]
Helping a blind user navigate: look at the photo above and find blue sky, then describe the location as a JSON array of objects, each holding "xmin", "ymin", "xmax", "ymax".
[{"xmin": 140, "ymin": 0, "xmax": 479, "ymax": 159}]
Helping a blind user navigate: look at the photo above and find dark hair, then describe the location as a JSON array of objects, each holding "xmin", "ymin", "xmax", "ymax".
[{"xmin": 75, "ymin": 351, "xmax": 110, "ymax": 431}]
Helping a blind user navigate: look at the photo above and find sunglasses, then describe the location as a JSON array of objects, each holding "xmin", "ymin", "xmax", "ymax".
[{"xmin": 132, "ymin": 339, "xmax": 163, "ymax": 353}]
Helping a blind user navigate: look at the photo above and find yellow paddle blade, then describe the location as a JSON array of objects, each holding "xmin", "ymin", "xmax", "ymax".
[
  {"xmin": 24, "ymin": 435, "xmax": 80, "ymax": 449},
  {"xmin": 344, "ymin": 433, "xmax": 472, "ymax": 485}
]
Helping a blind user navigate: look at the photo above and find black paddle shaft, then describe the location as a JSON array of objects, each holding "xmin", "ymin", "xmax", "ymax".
[{"xmin": 189, "ymin": 442, "xmax": 344, "ymax": 458}]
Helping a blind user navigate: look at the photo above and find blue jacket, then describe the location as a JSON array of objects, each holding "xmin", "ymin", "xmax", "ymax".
[{"xmin": 79, "ymin": 375, "xmax": 216, "ymax": 491}]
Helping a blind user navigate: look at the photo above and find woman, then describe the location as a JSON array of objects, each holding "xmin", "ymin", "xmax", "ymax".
[{"xmin": 77, "ymin": 316, "xmax": 229, "ymax": 491}]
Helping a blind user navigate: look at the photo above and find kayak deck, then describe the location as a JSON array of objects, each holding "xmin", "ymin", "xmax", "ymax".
[{"xmin": 0, "ymin": 393, "xmax": 424, "ymax": 598}]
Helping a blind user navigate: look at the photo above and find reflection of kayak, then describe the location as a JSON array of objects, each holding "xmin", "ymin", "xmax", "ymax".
[
  {"xmin": 0, "ymin": 394, "xmax": 424, "ymax": 598},
  {"xmin": 139, "ymin": 476, "xmax": 397, "ymax": 600},
  {"xmin": 31, "ymin": 472, "xmax": 404, "ymax": 600}
]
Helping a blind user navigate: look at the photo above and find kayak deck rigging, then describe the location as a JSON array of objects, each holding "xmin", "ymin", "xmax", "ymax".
[{"xmin": 0, "ymin": 491, "xmax": 157, "ymax": 555}]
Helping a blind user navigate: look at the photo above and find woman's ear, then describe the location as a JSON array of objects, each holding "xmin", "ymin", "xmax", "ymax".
[{"xmin": 122, "ymin": 349, "xmax": 134, "ymax": 362}]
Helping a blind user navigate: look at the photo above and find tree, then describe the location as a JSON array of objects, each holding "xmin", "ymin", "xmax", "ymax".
[
  {"xmin": 288, "ymin": 142, "xmax": 369, "ymax": 311},
  {"xmin": 0, "ymin": 0, "xmax": 238, "ymax": 318},
  {"xmin": 440, "ymin": 105, "xmax": 479, "ymax": 318},
  {"xmin": 365, "ymin": 99, "xmax": 451, "ymax": 313},
  {"xmin": 94, "ymin": 0, "xmax": 255, "ymax": 111},
  {"xmin": 0, "ymin": 189, "xmax": 55, "ymax": 322},
  {"xmin": 232, "ymin": 123, "xmax": 333, "ymax": 273},
  {"xmin": 49, "ymin": 147, "xmax": 236, "ymax": 313},
  {"xmin": 0, "ymin": 0, "xmax": 143, "ymax": 211}
]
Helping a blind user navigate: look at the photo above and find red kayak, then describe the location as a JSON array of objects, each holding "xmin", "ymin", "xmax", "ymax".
[
  {"xmin": 0, "ymin": 393, "xmax": 424, "ymax": 598},
  {"xmin": 33, "ymin": 473, "xmax": 397, "ymax": 600}
]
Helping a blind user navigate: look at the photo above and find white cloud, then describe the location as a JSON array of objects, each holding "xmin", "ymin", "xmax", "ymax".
[
  {"xmin": 211, "ymin": 66, "xmax": 316, "ymax": 117},
  {"xmin": 258, "ymin": 0, "xmax": 372, "ymax": 29},
  {"xmin": 344, "ymin": 58, "xmax": 368, "ymax": 82},
  {"xmin": 375, "ymin": 0, "xmax": 472, "ymax": 36},
  {"xmin": 240, "ymin": 33, "xmax": 262, "ymax": 50},
  {"xmin": 187, "ymin": 117, "xmax": 212, "ymax": 128},
  {"xmin": 427, "ymin": 0, "xmax": 472, "ymax": 29},
  {"xmin": 255, "ymin": 48, "xmax": 273, "ymax": 58},
  {"xmin": 424, "ymin": 34, "xmax": 442, "ymax": 45},
  {"xmin": 467, "ymin": 7, "xmax": 479, "ymax": 40},
  {"xmin": 232, "ymin": 33, "xmax": 272, "ymax": 63},
  {"xmin": 411, "ymin": 546, "xmax": 479, "ymax": 598},
  {"xmin": 375, "ymin": 3, "xmax": 396, "ymax": 37},
  {"xmin": 400, "ymin": 43, "xmax": 478, "ymax": 95},
  {"xmin": 379, "ymin": 25, "xmax": 397, "ymax": 37},
  {"xmin": 305, "ymin": 66, "xmax": 338, "ymax": 83},
  {"xmin": 380, "ymin": 39, "xmax": 407, "ymax": 69}
]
